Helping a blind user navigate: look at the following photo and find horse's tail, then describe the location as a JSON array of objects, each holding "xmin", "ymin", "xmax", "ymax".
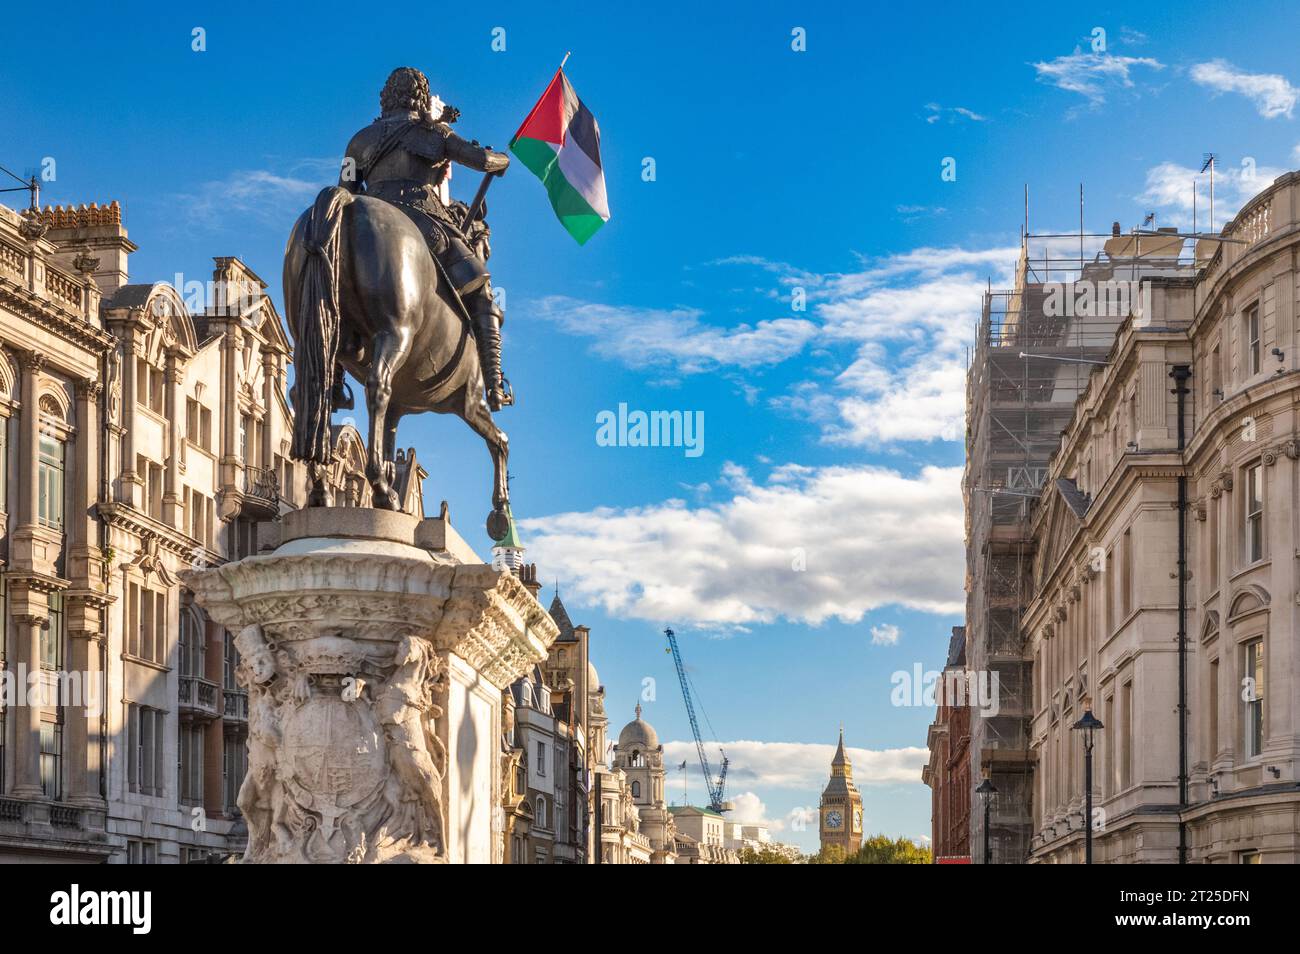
[{"xmin": 291, "ymin": 186, "xmax": 353, "ymax": 465}]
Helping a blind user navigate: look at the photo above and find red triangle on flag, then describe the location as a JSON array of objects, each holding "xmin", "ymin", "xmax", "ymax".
[{"xmin": 512, "ymin": 68, "xmax": 568, "ymax": 146}]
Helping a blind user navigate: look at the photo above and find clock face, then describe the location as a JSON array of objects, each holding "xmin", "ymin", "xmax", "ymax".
[
  {"xmin": 853, "ymin": 809, "xmax": 862, "ymax": 832},
  {"xmin": 825, "ymin": 810, "xmax": 843, "ymax": 829}
]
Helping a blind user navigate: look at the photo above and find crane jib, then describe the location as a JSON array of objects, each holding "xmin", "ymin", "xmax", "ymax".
[{"xmin": 665, "ymin": 627, "xmax": 728, "ymax": 812}]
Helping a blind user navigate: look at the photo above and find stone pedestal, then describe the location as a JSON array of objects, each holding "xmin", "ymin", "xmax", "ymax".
[{"xmin": 179, "ymin": 507, "xmax": 557, "ymax": 863}]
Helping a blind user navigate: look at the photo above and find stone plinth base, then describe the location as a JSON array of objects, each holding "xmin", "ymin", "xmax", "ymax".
[{"xmin": 180, "ymin": 507, "xmax": 557, "ymax": 863}]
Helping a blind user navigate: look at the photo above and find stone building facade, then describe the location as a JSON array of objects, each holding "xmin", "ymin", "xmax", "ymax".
[
  {"xmin": 612, "ymin": 703, "xmax": 678, "ymax": 863},
  {"xmin": 0, "ymin": 199, "xmax": 371, "ymax": 862},
  {"xmin": 1025, "ymin": 172, "xmax": 1300, "ymax": 863},
  {"xmin": 923, "ymin": 626, "xmax": 972, "ymax": 861}
]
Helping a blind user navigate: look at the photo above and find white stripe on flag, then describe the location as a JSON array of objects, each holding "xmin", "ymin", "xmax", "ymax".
[{"xmin": 556, "ymin": 139, "xmax": 610, "ymax": 219}]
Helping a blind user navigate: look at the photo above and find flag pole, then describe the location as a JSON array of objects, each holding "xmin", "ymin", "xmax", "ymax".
[{"xmin": 462, "ymin": 53, "xmax": 570, "ymax": 230}]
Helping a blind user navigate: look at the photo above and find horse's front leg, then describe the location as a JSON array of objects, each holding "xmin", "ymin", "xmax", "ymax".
[
  {"xmin": 365, "ymin": 330, "xmax": 409, "ymax": 511},
  {"xmin": 463, "ymin": 393, "xmax": 511, "ymax": 540}
]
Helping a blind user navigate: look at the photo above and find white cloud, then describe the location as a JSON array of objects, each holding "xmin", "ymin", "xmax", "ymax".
[
  {"xmin": 754, "ymin": 245, "xmax": 1018, "ymax": 447},
  {"xmin": 662, "ymin": 739, "xmax": 928, "ymax": 792},
  {"xmin": 831, "ymin": 359, "xmax": 968, "ymax": 445},
  {"xmin": 725, "ymin": 791, "xmax": 780, "ymax": 829},
  {"xmin": 923, "ymin": 103, "xmax": 987, "ymax": 124},
  {"xmin": 529, "ymin": 296, "xmax": 816, "ymax": 373},
  {"xmin": 870, "ymin": 623, "xmax": 901, "ymax": 646},
  {"xmin": 1139, "ymin": 159, "xmax": 1286, "ymax": 229},
  {"xmin": 519, "ymin": 462, "xmax": 965, "ymax": 628},
  {"xmin": 1191, "ymin": 59, "xmax": 1298, "ymax": 119},
  {"xmin": 533, "ymin": 244, "xmax": 1018, "ymax": 450},
  {"xmin": 1032, "ymin": 48, "xmax": 1164, "ymax": 107},
  {"xmin": 175, "ymin": 160, "xmax": 331, "ymax": 228}
]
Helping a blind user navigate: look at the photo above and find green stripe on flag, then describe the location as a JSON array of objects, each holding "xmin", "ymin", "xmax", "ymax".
[{"xmin": 511, "ymin": 136, "xmax": 607, "ymax": 245}]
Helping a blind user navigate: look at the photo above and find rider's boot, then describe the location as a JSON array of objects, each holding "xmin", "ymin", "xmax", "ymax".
[{"xmin": 470, "ymin": 291, "xmax": 512, "ymax": 411}]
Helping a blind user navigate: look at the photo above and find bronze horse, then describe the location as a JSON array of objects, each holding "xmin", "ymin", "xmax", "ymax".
[{"xmin": 284, "ymin": 186, "xmax": 510, "ymax": 539}]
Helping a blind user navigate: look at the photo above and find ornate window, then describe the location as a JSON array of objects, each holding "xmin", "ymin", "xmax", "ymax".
[
  {"xmin": 37, "ymin": 405, "xmax": 66, "ymax": 530},
  {"xmin": 535, "ymin": 796, "xmax": 546, "ymax": 829}
]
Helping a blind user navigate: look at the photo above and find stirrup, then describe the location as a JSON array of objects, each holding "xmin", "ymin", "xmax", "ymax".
[{"xmin": 499, "ymin": 376, "xmax": 515, "ymax": 407}]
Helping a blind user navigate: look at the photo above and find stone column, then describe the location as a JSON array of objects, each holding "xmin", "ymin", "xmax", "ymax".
[
  {"xmin": 65, "ymin": 601, "xmax": 105, "ymax": 806},
  {"xmin": 260, "ymin": 352, "xmax": 275, "ymax": 470},
  {"xmin": 67, "ymin": 378, "xmax": 102, "ymax": 586},
  {"xmin": 9, "ymin": 606, "xmax": 46, "ymax": 797},
  {"xmin": 119, "ymin": 334, "xmax": 140, "ymax": 507},
  {"xmin": 17, "ymin": 350, "xmax": 42, "ymax": 530},
  {"xmin": 221, "ymin": 326, "xmax": 241, "ymax": 468},
  {"xmin": 180, "ymin": 507, "xmax": 558, "ymax": 863},
  {"xmin": 163, "ymin": 350, "xmax": 183, "ymax": 528},
  {"xmin": 204, "ymin": 617, "xmax": 227, "ymax": 819}
]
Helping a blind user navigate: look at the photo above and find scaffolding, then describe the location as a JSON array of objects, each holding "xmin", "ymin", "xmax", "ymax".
[{"xmin": 963, "ymin": 225, "xmax": 1197, "ymax": 862}]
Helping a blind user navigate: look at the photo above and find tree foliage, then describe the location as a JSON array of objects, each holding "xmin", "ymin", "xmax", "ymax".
[
  {"xmin": 739, "ymin": 845, "xmax": 796, "ymax": 864},
  {"xmin": 805, "ymin": 835, "xmax": 931, "ymax": 865}
]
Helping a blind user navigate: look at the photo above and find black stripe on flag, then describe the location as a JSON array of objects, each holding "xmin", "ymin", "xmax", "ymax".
[{"xmin": 560, "ymin": 73, "xmax": 602, "ymax": 169}]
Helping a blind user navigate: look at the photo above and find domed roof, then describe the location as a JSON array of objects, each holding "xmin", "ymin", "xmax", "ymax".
[
  {"xmin": 588, "ymin": 659, "xmax": 600, "ymax": 688},
  {"xmin": 618, "ymin": 703, "xmax": 659, "ymax": 750}
]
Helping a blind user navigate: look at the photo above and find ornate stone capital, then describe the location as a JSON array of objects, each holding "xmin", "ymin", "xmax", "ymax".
[
  {"xmin": 17, "ymin": 349, "xmax": 45, "ymax": 374},
  {"xmin": 75, "ymin": 377, "xmax": 103, "ymax": 401}
]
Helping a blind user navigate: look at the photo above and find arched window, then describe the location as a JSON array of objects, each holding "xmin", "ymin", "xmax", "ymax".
[
  {"xmin": 535, "ymin": 796, "xmax": 546, "ymax": 829},
  {"xmin": 630, "ymin": 749, "xmax": 643, "ymax": 767},
  {"xmin": 37, "ymin": 396, "xmax": 66, "ymax": 531},
  {"xmin": 631, "ymin": 780, "xmax": 641, "ymax": 799}
]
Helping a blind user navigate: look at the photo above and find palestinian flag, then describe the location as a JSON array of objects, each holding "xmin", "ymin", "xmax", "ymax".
[{"xmin": 510, "ymin": 68, "xmax": 609, "ymax": 244}]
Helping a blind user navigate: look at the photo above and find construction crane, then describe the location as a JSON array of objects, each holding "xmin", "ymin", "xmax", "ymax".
[{"xmin": 664, "ymin": 627, "xmax": 729, "ymax": 812}]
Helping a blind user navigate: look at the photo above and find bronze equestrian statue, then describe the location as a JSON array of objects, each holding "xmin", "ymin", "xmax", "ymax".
[{"xmin": 284, "ymin": 67, "xmax": 514, "ymax": 539}]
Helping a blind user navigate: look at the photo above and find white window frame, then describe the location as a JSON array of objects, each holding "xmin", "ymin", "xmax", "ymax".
[{"xmin": 1245, "ymin": 463, "xmax": 1264, "ymax": 564}]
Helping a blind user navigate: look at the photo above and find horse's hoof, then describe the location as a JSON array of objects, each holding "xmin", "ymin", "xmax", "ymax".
[
  {"xmin": 371, "ymin": 487, "xmax": 401, "ymax": 511},
  {"xmin": 486, "ymin": 509, "xmax": 510, "ymax": 542}
]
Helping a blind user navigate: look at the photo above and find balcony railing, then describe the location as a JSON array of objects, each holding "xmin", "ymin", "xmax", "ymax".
[
  {"xmin": 179, "ymin": 675, "xmax": 220, "ymax": 720},
  {"xmin": 238, "ymin": 465, "xmax": 280, "ymax": 518},
  {"xmin": 223, "ymin": 687, "xmax": 249, "ymax": 723},
  {"xmin": 244, "ymin": 466, "xmax": 279, "ymax": 502}
]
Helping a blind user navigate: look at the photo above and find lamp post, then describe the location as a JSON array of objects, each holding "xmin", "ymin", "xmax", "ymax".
[
  {"xmin": 975, "ymin": 777, "xmax": 997, "ymax": 864},
  {"xmin": 1072, "ymin": 704, "xmax": 1104, "ymax": 864}
]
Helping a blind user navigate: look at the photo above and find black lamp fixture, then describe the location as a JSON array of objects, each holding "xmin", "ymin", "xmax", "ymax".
[
  {"xmin": 976, "ymin": 777, "xmax": 998, "ymax": 865},
  {"xmin": 1071, "ymin": 702, "xmax": 1105, "ymax": 865}
]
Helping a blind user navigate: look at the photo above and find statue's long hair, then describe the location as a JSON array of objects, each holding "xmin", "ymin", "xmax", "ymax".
[{"xmin": 379, "ymin": 67, "xmax": 431, "ymax": 116}]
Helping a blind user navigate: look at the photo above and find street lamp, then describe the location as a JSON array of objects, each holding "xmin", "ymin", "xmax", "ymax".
[
  {"xmin": 975, "ymin": 777, "xmax": 997, "ymax": 864},
  {"xmin": 1071, "ymin": 703, "xmax": 1105, "ymax": 864}
]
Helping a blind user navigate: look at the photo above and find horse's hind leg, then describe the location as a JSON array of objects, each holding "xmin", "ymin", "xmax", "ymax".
[
  {"xmin": 462, "ymin": 388, "xmax": 510, "ymax": 540},
  {"xmin": 307, "ymin": 460, "xmax": 334, "ymax": 507},
  {"xmin": 365, "ymin": 330, "xmax": 409, "ymax": 511}
]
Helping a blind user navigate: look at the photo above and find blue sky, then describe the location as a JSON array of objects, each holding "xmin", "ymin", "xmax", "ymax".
[{"xmin": 7, "ymin": 0, "xmax": 1300, "ymax": 852}]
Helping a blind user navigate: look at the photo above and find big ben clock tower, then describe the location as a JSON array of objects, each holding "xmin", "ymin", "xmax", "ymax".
[{"xmin": 819, "ymin": 727, "xmax": 864, "ymax": 856}]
